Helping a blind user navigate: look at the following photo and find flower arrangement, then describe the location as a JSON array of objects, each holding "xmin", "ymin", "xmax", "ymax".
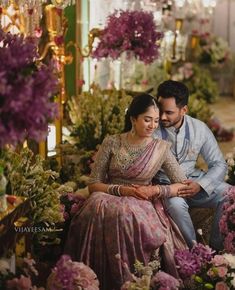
[
  {"xmin": 225, "ymin": 148, "xmax": 235, "ymax": 185},
  {"xmin": 207, "ymin": 117, "xmax": 234, "ymax": 142},
  {"xmin": 0, "ymin": 147, "xmax": 63, "ymax": 229},
  {"xmin": 47, "ymin": 255, "xmax": 99, "ymax": 290},
  {"xmin": 92, "ymin": 10, "xmax": 162, "ymax": 64},
  {"xmin": 0, "ymin": 29, "xmax": 58, "ymax": 148},
  {"xmin": 175, "ymin": 243, "xmax": 235, "ymax": 289},
  {"xmin": 67, "ymin": 84, "xmax": 132, "ymax": 151},
  {"xmin": 198, "ymin": 33, "xmax": 231, "ymax": 67},
  {"xmin": 59, "ymin": 190, "xmax": 86, "ymax": 221},
  {"xmin": 219, "ymin": 186, "xmax": 235, "ymax": 254},
  {"xmin": 171, "ymin": 62, "xmax": 218, "ymax": 104},
  {"xmin": 0, "ymin": 254, "xmax": 44, "ymax": 290},
  {"xmin": 119, "ymin": 254, "xmax": 180, "ymax": 290}
]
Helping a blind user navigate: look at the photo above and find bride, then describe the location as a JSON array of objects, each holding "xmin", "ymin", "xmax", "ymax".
[{"xmin": 65, "ymin": 93, "xmax": 188, "ymax": 290}]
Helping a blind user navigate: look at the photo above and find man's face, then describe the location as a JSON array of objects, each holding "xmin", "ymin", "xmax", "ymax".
[{"xmin": 157, "ymin": 97, "xmax": 187, "ymax": 128}]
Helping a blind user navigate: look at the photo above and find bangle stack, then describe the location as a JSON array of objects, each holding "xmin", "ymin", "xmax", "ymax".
[
  {"xmin": 158, "ymin": 185, "xmax": 171, "ymax": 198},
  {"xmin": 107, "ymin": 184, "xmax": 122, "ymax": 196}
]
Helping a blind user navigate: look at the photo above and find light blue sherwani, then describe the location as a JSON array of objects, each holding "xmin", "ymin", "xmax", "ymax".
[{"xmin": 153, "ymin": 115, "xmax": 230, "ymax": 249}]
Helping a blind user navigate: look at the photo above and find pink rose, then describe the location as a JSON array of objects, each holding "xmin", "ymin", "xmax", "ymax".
[
  {"xmin": 215, "ymin": 281, "xmax": 229, "ymax": 290},
  {"xmin": 217, "ymin": 266, "xmax": 228, "ymax": 278},
  {"xmin": 212, "ymin": 255, "xmax": 228, "ymax": 266}
]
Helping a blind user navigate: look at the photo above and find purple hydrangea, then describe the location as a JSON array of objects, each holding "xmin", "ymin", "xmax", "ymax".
[
  {"xmin": 191, "ymin": 243, "xmax": 214, "ymax": 263},
  {"xmin": 151, "ymin": 271, "xmax": 180, "ymax": 289},
  {"xmin": 92, "ymin": 10, "xmax": 163, "ymax": 64},
  {"xmin": 174, "ymin": 249, "xmax": 202, "ymax": 278},
  {"xmin": 48, "ymin": 255, "xmax": 99, "ymax": 290},
  {"xmin": 0, "ymin": 29, "xmax": 58, "ymax": 148}
]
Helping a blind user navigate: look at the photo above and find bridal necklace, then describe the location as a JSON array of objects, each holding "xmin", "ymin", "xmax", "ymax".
[{"xmin": 123, "ymin": 133, "xmax": 151, "ymax": 154}]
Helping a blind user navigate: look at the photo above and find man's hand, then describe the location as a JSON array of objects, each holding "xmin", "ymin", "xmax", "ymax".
[{"xmin": 178, "ymin": 180, "xmax": 201, "ymax": 198}]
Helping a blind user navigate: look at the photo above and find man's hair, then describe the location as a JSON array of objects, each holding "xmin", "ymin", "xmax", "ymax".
[{"xmin": 157, "ymin": 80, "xmax": 189, "ymax": 107}]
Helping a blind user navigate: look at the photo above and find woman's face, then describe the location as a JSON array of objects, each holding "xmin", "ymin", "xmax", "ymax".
[{"xmin": 132, "ymin": 105, "xmax": 159, "ymax": 138}]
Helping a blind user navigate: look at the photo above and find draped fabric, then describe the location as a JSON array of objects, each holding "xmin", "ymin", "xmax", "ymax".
[{"xmin": 65, "ymin": 134, "xmax": 187, "ymax": 290}]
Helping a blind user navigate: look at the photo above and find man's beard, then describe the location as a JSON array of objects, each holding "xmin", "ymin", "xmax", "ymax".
[{"xmin": 160, "ymin": 115, "xmax": 183, "ymax": 128}]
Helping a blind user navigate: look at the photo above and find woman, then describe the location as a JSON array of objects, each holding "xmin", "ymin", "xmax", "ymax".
[{"xmin": 65, "ymin": 94, "xmax": 188, "ymax": 290}]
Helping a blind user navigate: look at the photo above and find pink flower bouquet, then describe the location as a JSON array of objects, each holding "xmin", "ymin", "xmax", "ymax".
[{"xmin": 175, "ymin": 243, "xmax": 235, "ymax": 289}]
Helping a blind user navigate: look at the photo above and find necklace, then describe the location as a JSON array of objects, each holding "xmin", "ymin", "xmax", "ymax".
[{"xmin": 123, "ymin": 133, "xmax": 150, "ymax": 154}]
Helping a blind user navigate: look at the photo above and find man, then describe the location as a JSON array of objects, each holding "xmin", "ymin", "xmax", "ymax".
[{"xmin": 153, "ymin": 80, "xmax": 230, "ymax": 250}]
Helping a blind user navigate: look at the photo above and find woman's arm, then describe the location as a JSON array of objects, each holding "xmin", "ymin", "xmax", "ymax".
[
  {"xmin": 160, "ymin": 147, "xmax": 188, "ymax": 196},
  {"xmin": 89, "ymin": 182, "xmax": 150, "ymax": 200},
  {"xmin": 162, "ymin": 148, "xmax": 187, "ymax": 183}
]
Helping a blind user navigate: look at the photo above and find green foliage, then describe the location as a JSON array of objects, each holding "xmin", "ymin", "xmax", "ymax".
[
  {"xmin": 185, "ymin": 65, "xmax": 218, "ymax": 104},
  {"xmin": 67, "ymin": 84, "xmax": 132, "ymax": 151},
  {"xmin": 0, "ymin": 147, "xmax": 63, "ymax": 226},
  {"xmin": 188, "ymin": 93, "xmax": 213, "ymax": 124}
]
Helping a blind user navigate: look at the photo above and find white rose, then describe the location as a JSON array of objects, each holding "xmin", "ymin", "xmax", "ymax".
[
  {"xmin": 227, "ymin": 159, "xmax": 235, "ymax": 166},
  {"xmin": 223, "ymin": 253, "xmax": 235, "ymax": 268}
]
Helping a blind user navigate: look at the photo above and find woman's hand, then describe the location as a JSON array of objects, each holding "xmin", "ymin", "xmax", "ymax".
[
  {"xmin": 130, "ymin": 184, "xmax": 159, "ymax": 199},
  {"xmin": 120, "ymin": 185, "xmax": 152, "ymax": 200},
  {"xmin": 169, "ymin": 183, "xmax": 187, "ymax": 197}
]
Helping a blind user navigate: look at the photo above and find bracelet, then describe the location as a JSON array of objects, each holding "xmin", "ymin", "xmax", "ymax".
[
  {"xmin": 107, "ymin": 184, "xmax": 122, "ymax": 197},
  {"xmin": 155, "ymin": 185, "xmax": 161, "ymax": 197},
  {"xmin": 158, "ymin": 185, "xmax": 171, "ymax": 198}
]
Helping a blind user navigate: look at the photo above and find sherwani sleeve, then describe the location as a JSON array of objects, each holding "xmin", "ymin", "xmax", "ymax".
[
  {"xmin": 162, "ymin": 146, "xmax": 187, "ymax": 183},
  {"xmin": 197, "ymin": 124, "xmax": 228, "ymax": 195}
]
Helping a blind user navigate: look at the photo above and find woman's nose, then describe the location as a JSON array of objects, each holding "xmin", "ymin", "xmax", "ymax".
[{"xmin": 149, "ymin": 121, "xmax": 155, "ymax": 128}]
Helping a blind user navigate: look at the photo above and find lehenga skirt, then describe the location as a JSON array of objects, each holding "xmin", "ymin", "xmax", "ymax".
[{"xmin": 65, "ymin": 192, "xmax": 186, "ymax": 290}]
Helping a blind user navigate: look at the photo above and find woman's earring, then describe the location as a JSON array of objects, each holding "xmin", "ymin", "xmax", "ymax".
[{"xmin": 131, "ymin": 125, "xmax": 136, "ymax": 136}]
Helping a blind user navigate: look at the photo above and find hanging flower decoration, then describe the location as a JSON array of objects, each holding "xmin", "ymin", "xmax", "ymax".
[
  {"xmin": 0, "ymin": 29, "xmax": 58, "ymax": 148},
  {"xmin": 92, "ymin": 10, "xmax": 163, "ymax": 64}
]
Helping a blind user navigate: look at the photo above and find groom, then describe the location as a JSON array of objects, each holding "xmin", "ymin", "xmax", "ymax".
[{"xmin": 153, "ymin": 80, "xmax": 230, "ymax": 250}]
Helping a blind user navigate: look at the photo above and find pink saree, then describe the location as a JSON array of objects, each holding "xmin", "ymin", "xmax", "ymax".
[{"xmin": 65, "ymin": 134, "xmax": 187, "ymax": 290}]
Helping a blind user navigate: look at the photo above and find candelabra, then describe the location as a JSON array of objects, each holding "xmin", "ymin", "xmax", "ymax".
[{"xmin": 38, "ymin": 4, "xmax": 100, "ymax": 162}]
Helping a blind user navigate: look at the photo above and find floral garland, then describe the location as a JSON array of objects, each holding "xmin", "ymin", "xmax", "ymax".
[
  {"xmin": 92, "ymin": 10, "xmax": 163, "ymax": 64},
  {"xmin": 0, "ymin": 29, "xmax": 58, "ymax": 148}
]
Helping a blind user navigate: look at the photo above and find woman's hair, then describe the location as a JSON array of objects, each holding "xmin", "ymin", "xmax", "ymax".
[
  {"xmin": 157, "ymin": 80, "xmax": 189, "ymax": 108},
  {"xmin": 123, "ymin": 93, "xmax": 158, "ymax": 132}
]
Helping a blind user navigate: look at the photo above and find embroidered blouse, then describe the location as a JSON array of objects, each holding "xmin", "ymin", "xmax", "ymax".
[{"xmin": 89, "ymin": 133, "xmax": 186, "ymax": 186}]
